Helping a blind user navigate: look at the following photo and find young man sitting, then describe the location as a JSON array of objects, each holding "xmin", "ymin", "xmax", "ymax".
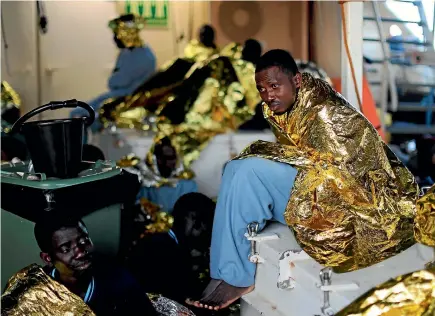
[{"xmin": 186, "ymin": 49, "xmax": 417, "ymax": 310}]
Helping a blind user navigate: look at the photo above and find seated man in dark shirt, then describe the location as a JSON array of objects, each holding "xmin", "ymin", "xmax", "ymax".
[
  {"xmin": 126, "ymin": 193, "xmax": 215, "ymax": 302},
  {"xmin": 34, "ymin": 216, "xmax": 157, "ymax": 316}
]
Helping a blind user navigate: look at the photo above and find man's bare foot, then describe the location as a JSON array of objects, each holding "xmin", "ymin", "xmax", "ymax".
[{"xmin": 185, "ymin": 279, "xmax": 254, "ymax": 311}]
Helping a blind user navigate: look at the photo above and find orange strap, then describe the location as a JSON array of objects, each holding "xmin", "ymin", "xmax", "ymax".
[{"xmin": 339, "ymin": 2, "xmax": 364, "ymax": 113}]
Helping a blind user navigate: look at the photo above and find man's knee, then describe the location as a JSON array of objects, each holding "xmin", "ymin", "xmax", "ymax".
[
  {"xmin": 225, "ymin": 158, "xmax": 297, "ymax": 182},
  {"xmin": 224, "ymin": 158, "xmax": 258, "ymax": 177},
  {"xmin": 227, "ymin": 157, "xmax": 278, "ymax": 174}
]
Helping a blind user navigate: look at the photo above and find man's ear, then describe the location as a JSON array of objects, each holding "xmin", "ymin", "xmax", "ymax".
[
  {"xmin": 293, "ymin": 72, "xmax": 302, "ymax": 89},
  {"xmin": 40, "ymin": 252, "xmax": 52, "ymax": 266}
]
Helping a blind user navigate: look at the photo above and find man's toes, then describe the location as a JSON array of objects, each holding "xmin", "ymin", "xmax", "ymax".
[{"xmin": 187, "ymin": 300, "xmax": 201, "ymax": 308}]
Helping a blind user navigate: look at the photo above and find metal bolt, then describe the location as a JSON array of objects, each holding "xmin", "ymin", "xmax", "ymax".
[
  {"xmin": 320, "ymin": 267, "xmax": 334, "ymax": 316},
  {"xmin": 247, "ymin": 222, "xmax": 259, "ymax": 261}
]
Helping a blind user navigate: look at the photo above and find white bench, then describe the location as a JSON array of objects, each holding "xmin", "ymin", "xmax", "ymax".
[{"xmin": 241, "ymin": 222, "xmax": 434, "ymax": 316}]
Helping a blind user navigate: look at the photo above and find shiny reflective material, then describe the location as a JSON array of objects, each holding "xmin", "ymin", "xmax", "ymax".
[
  {"xmin": 139, "ymin": 198, "xmax": 174, "ymax": 235},
  {"xmin": 1, "ymin": 81, "xmax": 21, "ymax": 112},
  {"xmin": 149, "ymin": 294, "xmax": 196, "ymax": 315},
  {"xmin": 336, "ymin": 268, "xmax": 435, "ymax": 316},
  {"xmin": 117, "ymin": 135, "xmax": 195, "ymax": 188},
  {"xmin": 108, "ymin": 15, "xmax": 145, "ymax": 48},
  {"xmin": 99, "ymin": 43, "xmax": 259, "ymax": 141},
  {"xmin": 98, "ymin": 39, "xmax": 220, "ymax": 130},
  {"xmin": 1, "ymin": 264, "xmax": 96, "ymax": 315},
  {"xmin": 108, "ymin": 46, "xmax": 260, "ymax": 167},
  {"xmin": 235, "ymin": 73, "xmax": 418, "ymax": 272},
  {"xmin": 1, "ymin": 81, "xmax": 21, "ymax": 133},
  {"xmin": 415, "ymin": 185, "xmax": 435, "ymax": 246},
  {"xmin": 183, "ymin": 39, "xmax": 219, "ymax": 63}
]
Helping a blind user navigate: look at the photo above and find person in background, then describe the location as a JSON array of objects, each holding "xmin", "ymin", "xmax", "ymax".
[
  {"xmin": 241, "ymin": 39, "xmax": 262, "ymax": 65},
  {"xmin": 137, "ymin": 137, "xmax": 198, "ymax": 213},
  {"xmin": 170, "ymin": 193, "xmax": 216, "ymax": 290},
  {"xmin": 34, "ymin": 215, "xmax": 157, "ymax": 315},
  {"xmin": 126, "ymin": 192, "xmax": 215, "ymax": 302},
  {"xmin": 238, "ymin": 38, "xmax": 269, "ymax": 131},
  {"xmin": 183, "ymin": 24, "xmax": 219, "ymax": 63},
  {"xmin": 71, "ymin": 14, "xmax": 156, "ymax": 137},
  {"xmin": 120, "ymin": 136, "xmax": 198, "ymax": 213}
]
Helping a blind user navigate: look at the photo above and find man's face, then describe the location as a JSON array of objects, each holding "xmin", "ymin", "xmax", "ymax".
[
  {"xmin": 41, "ymin": 223, "xmax": 94, "ymax": 277},
  {"xmin": 156, "ymin": 145, "xmax": 177, "ymax": 178},
  {"xmin": 255, "ymin": 66, "xmax": 301, "ymax": 114}
]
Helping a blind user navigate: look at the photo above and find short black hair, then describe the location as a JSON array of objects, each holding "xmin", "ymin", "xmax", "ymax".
[
  {"xmin": 118, "ymin": 14, "xmax": 135, "ymax": 23},
  {"xmin": 172, "ymin": 192, "xmax": 215, "ymax": 223},
  {"xmin": 34, "ymin": 215, "xmax": 86, "ymax": 253},
  {"xmin": 242, "ymin": 39, "xmax": 262, "ymax": 65},
  {"xmin": 171, "ymin": 192, "xmax": 216, "ymax": 245},
  {"xmin": 154, "ymin": 137, "xmax": 174, "ymax": 157},
  {"xmin": 199, "ymin": 24, "xmax": 215, "ymax": 37},
  {"xmin": 255, "ymin": 49, "xmax": 299, "ymax": 77}
]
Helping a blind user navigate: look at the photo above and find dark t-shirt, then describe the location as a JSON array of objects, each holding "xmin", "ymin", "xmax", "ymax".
[
  {"xmin": 126, "ymin": 232, "xmax": 210, "ymax": 301},
  {"xmin": 44, "ymin": 262, "xmax": 157, "ymax": 316}
]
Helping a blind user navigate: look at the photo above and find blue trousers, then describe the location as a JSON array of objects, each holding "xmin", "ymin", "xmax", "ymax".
[
  {"xmin": 210, "ymin": 157, "xmax": 297, "ymax": 287},
  {"xmin": 137, "ymin": 180, "xmax": 198, "ymax": 213}
]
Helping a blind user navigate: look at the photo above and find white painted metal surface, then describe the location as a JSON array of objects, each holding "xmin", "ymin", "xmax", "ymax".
[
  {"xmin": 241, "ymin": 222, "xmax": 434, "ymax": 316},
  {"xmin": 340, "ymin": 1, "xmax": 363, "ymax": 111}
]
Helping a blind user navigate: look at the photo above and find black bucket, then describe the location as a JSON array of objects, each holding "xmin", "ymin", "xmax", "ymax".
[{"xmin": 11, "ymin": 100, "xmax": 95, "ymax": 178}]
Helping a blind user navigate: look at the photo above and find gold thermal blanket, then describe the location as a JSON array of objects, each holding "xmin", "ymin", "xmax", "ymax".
[
  {"xmin": 1, "ymin": 81, "xmax": 21, "ymax": 110},
  {"xmin": 183, "ymin": 39, "xmax": 219, "ymax": 63},
  {"xmin": 117, "ymin": 133, "xmax": 195, "ymax": 187},
  {"xmin": 1, "ymin": 264, "xmax": 96, "ymax": 315},
  {"xmin": 1, "ymin": 81, "xmax": 21, "ymax": 133},
  {"xmin": 415, "ymin": 184, "xmax": 435, "ymax": 247},
  {"xmin": 235, "ymin": 73, "xmax": 419, "ymax": 272},
  {"xmin": 98, "ymin": 40, "xmax": 220, "ymax": 129},
  {"xmin": 108, "ymin": 15, "xmax": 145, "ymax": 48},
  {"xmin": 336, "ymin": 267, "xmax": 435, "ymax": 316},
  {"xmin": 100, "ymin": 42, "xmax": 259, "ymax": 132}
]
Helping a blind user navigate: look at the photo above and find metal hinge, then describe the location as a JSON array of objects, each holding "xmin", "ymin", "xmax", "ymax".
[
  {"xmin": 245, "ymin": 222, "xmax": 279, "ymax": 264},
  {"xmin": 277, "ymin": 249, "xmax": 311, "ymax": 290},
  {"xmin": 318, "ymin": 267, "xmax": 360, "ymax": 316}
]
